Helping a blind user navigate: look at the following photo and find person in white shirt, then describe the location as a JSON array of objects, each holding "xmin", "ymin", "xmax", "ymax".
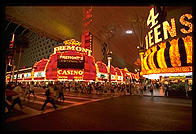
[{"xmin": 10, "ymin": 83, "xmax": 24, "ymax": 110}]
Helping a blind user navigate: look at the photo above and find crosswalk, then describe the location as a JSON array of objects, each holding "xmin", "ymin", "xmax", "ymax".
[{"xmin": 5, "ymin": 92, "xmax": 111, "ymax": 123}]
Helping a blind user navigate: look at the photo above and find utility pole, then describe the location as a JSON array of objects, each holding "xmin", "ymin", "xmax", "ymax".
[{"xmin": 107, "ymin": 51, "xmax": 112, "ymax": 83}]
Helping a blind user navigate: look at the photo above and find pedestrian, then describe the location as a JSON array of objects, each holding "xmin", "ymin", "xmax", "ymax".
[
  {"xmin": 41, "ymin": 87, "xmax": 57, "ymax": 111},
  {"xmin": 88, "ymin": 83, "xmax": 92, "ymax": 94},
  {"xmin": 185, "ymin": 79, "xmax": 189, "ymax": 97},
  {"xmin": 143, "ymin": 84, "xmax": 147, "ymax": 93},
  {"xmin": 5, "ymin": 89, "xmax": 16, "ymax": 112},
  {"xmin": 23, "ymin": 83, "xmax": 30, "ymax": 101},
  {"xmin": 53, "ymin": 83, "xmax": 59, "ymax": 101},
  {"xmin": 4, "ymin": 95, "xmax": 12, "ymax": 113},
  {"xmin": 149, "ymin": 83, "xmax": 154, "ymax": 97},
  {"xmin": 29, "ymin": 81, "xmax": 36, "ymax": 99},
  {"xmin": 10, "ymin": 83, "xmax": 24, "ymax": 110},
  {"xmin": 140, "ymin": 83, "xmax": 144, "ymax": 96},
  {"xmin": 58, "ymin": 83, "xmax": 65, "ymax": 102}
]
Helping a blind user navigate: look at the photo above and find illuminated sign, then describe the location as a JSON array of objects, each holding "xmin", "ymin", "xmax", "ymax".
[
  {"xmin": 140, "ymin": 8, "xmax": 193, "ymax": 76},
  {"xmin": 54, "ymin": 39, "xmax": 92, "ymax": 56},
  {"xmin": 63, "ymin": 39, "xmax": 82, "ymax": 46},
  {"xmin": 34, "ymin": 71, "xmax": 45, "ymax": 78},
  {"xmin": 24, "ymin": 73, "xmax": 31, "ymax": 78},
  {"xmin": 111, "ymin": 75, "xmax": 116, "ymax": 80},
  {"xmin": 57, "ymin": 55, "xmax": 85, "ymax": 69},
  {"xmin": 145, "ymin": 8, "xmax": 192, "ymax": 49},
  {"xmin": 97, "ymin": 73, "xmax": 108, "ymax": 79},
  {"xmin": 141, "ymin": 66, "xmax": 192, "ymax": 75},
  {"xmin": 169, "ymin": 76, "xmax": 186, "ymax": 79},
  {"xmin": 54, "ymin": 45, "xmax": 91, "ymax": 56},
  {"xmin": 11, "ymin": 74, "xmax": 22, "ymax": 79},
  {"xmin": 18, "ymin": 74, "xmax": 22, "ymax": 79},
  {"xmin": 59, "ymin": 55, "xmax": 84, "ymax": 60},
  {"xmin": 118, "ymin": 76, "xmax": 123, "ymax": 80},
  {"xmin": 57, "ymin": 69, "xmax": 84, "ymax": 76}
]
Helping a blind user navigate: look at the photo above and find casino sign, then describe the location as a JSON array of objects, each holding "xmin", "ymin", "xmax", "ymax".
[{"xmin": 140, "ymin": 7, "xmax": 192, "ymax": 78}]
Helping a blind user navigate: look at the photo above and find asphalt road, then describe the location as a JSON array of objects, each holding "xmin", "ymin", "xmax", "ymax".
[{"xmin": 3, "ymin": 95, "xmax": 192, "ymax": 131}]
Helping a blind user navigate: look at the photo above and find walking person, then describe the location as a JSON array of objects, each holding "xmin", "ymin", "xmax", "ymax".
[
  {"xmin": 10, "ymin": 83, "xmax": 24, "ymax": 110},
  {"xmin": 41, "ymin": 87, "xmax": 57, "ymax": 111},
  {"xmin": 23, "ymin": 83, "xmax": 30, "ymax": 101},
  {"xmin": 57, "ymin": 82, "xmax": 65, "ymax": 102},
  {"xmin": 143, "ymin": 83, "xmax": 147, "ymax": 95},
  {"xmin": 139, "ymin": 83, "xmax": 144, "ymax": 96},
  {"xmin": 149, "ymin": 82, "xmax": 154, "ymax": 97},
  {"xmin": 185, "ymin": 79, "xmax": 189, "ymax": 98},
  {"xmin": 87, "ymin": 83, "xmax": 92, "ymax": 94},
  {"xmin": 29, "ymin": 81, "xmax": 36, "ymax": 100},
  {"xmin": 5, "ymin": 88, "xmax": 18, "ymax": 112},
  {"xmin": 53, "ymin": 83, "xmax": 59, "ymax": 101}
]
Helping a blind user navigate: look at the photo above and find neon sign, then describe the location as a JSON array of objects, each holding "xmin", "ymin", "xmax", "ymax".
[
  {"xmin": 59, "ymin": 55, "xmax": 83, "ymax": 60},
  {"xmin": 140, "ymin": 8, "xmax": 192, "ymax": 76},
  {"xmin": 24, "ymin": 73, "xmax": 31, "ymax": 78},
  {"xmin": 54, "ymin": 45, "xmax": 91, "ymax": 56},
  {"xmin": 141, "ymin": 66, "xmax": 192, "ymax": 75},
  {"xmin": 145, "ymin": 8, "xmax": 192, "ymax": 50},
  {"xmin": 63, "ymin": 39, "xmax": 82, "ymax": 46},
  {"xmin": 57, "ymin": 69, "xmax": 84, "ymax": 76},
  {"xmin": 34, "ymin": 71, "xmax": 45, "ymax": 77}
]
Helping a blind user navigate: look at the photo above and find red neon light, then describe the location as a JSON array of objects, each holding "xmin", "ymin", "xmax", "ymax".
[{"xmin": 96, "ymin": 61, "xmax": 108, "ymax": 73}]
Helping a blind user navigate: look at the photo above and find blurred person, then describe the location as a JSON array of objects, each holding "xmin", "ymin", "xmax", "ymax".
[
  {"xmin": 139, "ymin": 83, "xmax": 144, "ymax": 96},
  {"xmin": 41, "ymin": 86, "xmax": 57, "ymax": 111},
  {"xmin": 185, "ymin": 79, "xmax": 189, "ymax": 97},
  {"xmin": 29, "ymin": 81, "xmax": 36, "ymax": 99},
  {"xmin": 4, "ymin": 94, "xmax": 12, "ymax": 113},
  {"xmin": 10, "ymin": 83, "xmax": 24, "ymax": 110},
  {"xmin": 57, "ymin": 82, "xmax": 65, "ymax": 102},
  {"xmin": 5, "ymin": 87, "xmax": 18, "ymax": 112},
  {"xmin": 163, "ymin": 83, "xmax": 169, "ymax": 96},
  {"xmin": 87, "ymin": 83, "xmax": 92, "ymax": 94},
  {"xmin": 23, "ymin": 83, "xmax": 30, "ymax": 101},
  {"xmin": 53, "ymin": 82, "xmax": 59, "ymax": 101},
  {"xmin": 149, "ymin": 82, "xmax": 154, "ymax": 97}
]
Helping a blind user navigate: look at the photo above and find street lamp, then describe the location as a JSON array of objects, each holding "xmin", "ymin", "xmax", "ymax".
[{"xmin": 107, "ymin": 51, "xmax": 112, "ymax": 83}]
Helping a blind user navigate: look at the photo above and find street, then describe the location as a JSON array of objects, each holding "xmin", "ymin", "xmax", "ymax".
[{"xmin": 3, "ymin": 88, "xmax": 192, "ymax": 131}]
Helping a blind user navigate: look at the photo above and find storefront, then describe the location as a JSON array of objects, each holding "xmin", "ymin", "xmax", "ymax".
[{"xmin": 6, "ymin": 39, "xmax": 135, "ymax": 84}]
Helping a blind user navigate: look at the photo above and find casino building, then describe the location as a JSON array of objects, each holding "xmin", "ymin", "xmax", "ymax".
[
  {"xmin": 139, "ymin": 7, "xmax": 192, "ymax": 83},
  {"xmin": 6, "ymin": 38, "xmax": 139, "ymax": 84}
]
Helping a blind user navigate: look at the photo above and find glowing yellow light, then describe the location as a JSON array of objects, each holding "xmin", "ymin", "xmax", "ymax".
[
  {"xmin": 148, "ymin": 29, "xmax": 154, "ymax": 47},
  {"xmin": 145, "ymin": 35, "xmax": 149, "ymax": 49},
  {"xmin": 57, "ymin": 69, "xmax": 84, "ymax": 75},
  {"xmin": 147, "ymin": 7, "xmax": 159, "ymax": 28},
  {"xmin": 148, "ymin": 46, "xmax": 157, "ymax": 70},
  {"xmin": 54, "ymin": 45, "xmax": 91, "ymax": 56},
  {"xmin": 154, "ymin": 24, "xmax": 162, "ymax": 44},
  {"xmin": 179, "ymin": 14, "xmax": 192, "ymax": 34},
  {"xmin": 143, "ymin": 50, "xmax": 151, "ymax": 71},
  {"xmin": 141, "ymin": 66, "xmax": 192, "ymax": 75},
  {"xmin": 157, "ymin": 42, "xmax": 167, "ymax": 68},
  {"xmin": 163, "ymin": 18, "xmax": 177, "ymax": 40},
  {"xmin": 169, "ymin": 38, "xmax": 181, "ymax": 67},
  {"xmin": 183, "ymin": 36, "xmax": 192, "ymax": 64},
  {"xmin": 63, "ymin": 39, "xmax": 82, "ymax": 46},
  {"xmin": 139, "ymin": 52, "xmax": 145, "ymax": 71}
]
